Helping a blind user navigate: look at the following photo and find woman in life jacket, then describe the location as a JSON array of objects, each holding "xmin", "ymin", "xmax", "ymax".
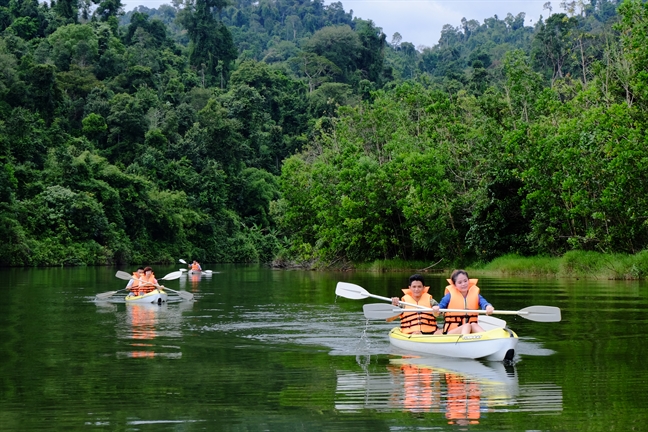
[
  {"xmin": 390, "ymin": 274, "xmax": 441, "ymax": 335},
  {"xmin": 138, "ymin": 266, "xmax": 159, "ymax": 295},
  {"xmin": 431, "ymin": 269, "xmax": 494, "ymax": 335}
]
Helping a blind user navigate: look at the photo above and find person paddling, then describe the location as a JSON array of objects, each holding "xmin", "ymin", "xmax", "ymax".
[
  {"xmin": 189, "ymin": 260, "xmax": 202, "ymax": 272},
  {"xmin": 432, "ymin": 269, "xmax": 494, "ymax": 335},
  {"xmin": 390, "ymin": 274, "xmax": 441, "ymax": 335},
  {"xmin": 137, "ymin": 266, "xmax": 160, "ymax": 295},
  {"xmin": 126, "ymin": 267, "xmax": 145, "ymax": 297}
]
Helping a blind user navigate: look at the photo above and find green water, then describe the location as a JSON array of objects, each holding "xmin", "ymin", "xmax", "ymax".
[{"xmin": 0, "ymin": 265, "xmax": 647, "ymax": 431}]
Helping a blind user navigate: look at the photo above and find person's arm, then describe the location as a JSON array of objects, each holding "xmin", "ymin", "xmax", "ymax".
[
  {"xmin": 432, "ymin": 293, "xmax": 450, "ymax": 316},
  {"xmin": 478, "ymin": 295, "xmax": 494, "ymax": 314}
]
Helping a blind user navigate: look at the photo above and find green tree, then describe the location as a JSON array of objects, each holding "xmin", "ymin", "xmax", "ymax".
[{"xmin": 177, "ymin": 0, "xmax": 238, "ymax": 87}]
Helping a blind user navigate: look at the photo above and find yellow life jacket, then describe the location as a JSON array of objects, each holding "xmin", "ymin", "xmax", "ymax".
[
  {"xmin": 442, "ymin": 279, "xmax": 480, "ymax": 333},
  {"xmin": 399, "ymin": 287, "xmax": 438, "ymax": 334}
]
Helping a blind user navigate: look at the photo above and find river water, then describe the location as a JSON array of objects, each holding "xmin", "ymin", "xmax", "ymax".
[{"xmin": 0, "ymin": 264, "xmax": 647, "ymax": 431}]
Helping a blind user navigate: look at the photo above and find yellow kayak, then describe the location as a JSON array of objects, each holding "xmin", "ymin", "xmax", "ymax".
[
  {"xmin": 389, "ymin": 327, "xmax": 518, "ymax": 362},
  {"xmin": 125, "ymin": 288, "xmax": 168, "ymax": 305}
]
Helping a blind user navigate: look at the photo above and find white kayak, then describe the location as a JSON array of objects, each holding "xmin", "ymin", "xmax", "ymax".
[
  {"xmin": 389, "ymin": 326, "xmax": 518, "ymax": 362},
  {"xmin": 125, "ymin": 288, "xmax": 168, "ymax": 305}
]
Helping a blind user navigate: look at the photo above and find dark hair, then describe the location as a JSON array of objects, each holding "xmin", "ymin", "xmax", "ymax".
[
  {"xmin": 450, "ymin": 269, "xmax": 469, "ymax": 284},
  {"xmin": 143, "ymin": 266, "xmax": 153, "ymax": 272},
  {"xmin": 409, "ymin": 274, "xmax": 425, "ymax": 285}
]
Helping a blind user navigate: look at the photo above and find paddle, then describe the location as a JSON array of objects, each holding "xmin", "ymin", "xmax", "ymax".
[
  {"xmin": 101, "ymin": 270, "xmax": 194, "ymax": 301},
  {"xmin": 95, "ymin": 287, "xmax": 129, "ymax": 300},
  {"xmin": 335, "ymin": 282, "xmax": 430, "ymax": 309},
  {"xmin": 182, "ymin": 258, "xmax": 211, "ymax": 274},
  {"xmin": 361, "ymin": 303, "xmax": 561, "ymax": 322},
  {"xmin": 361, "ymin": 303, "xmax": 508, "ymax": 328}
]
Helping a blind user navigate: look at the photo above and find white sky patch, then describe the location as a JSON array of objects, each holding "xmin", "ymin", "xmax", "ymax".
[{"xmin": 120, "ymin": 0, "xmax": 553, "ymax": 47}]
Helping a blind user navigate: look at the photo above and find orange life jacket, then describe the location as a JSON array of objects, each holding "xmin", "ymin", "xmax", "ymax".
[
  {"xmin": 137, "ymin": 272, "xmax": 157, "ymax": 295},
  {"xmin": 191, "ymin": 262, "xmax": 201, "ymax": 271},
  {"xmin": 129, "ymin": 272, "xmax": 142, "ymax": 294},
  {"xmin": 443, "ymin": 279, "xmax": 480, "ymax": 334},
  {"xmin": 399, "ymin": 287, "xmax": 438, "ymax": 334}
]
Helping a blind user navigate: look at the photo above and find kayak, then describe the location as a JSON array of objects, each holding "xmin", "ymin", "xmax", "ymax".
[
  {"xmin": 389, "ymin": 326, "xmax": 518, "ymax": 362},
  {"xmin": 125, "ymin": 288, "xmax": 168, "ymax": 305}
]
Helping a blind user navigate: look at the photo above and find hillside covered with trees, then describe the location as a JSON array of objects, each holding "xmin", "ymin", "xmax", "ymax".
[{"xmin": 0, "ymin": 0, "xmax": 645, "ymax": 268}]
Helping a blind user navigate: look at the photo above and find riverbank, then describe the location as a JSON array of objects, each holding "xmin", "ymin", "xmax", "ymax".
[{"xmin": 351, "ymin": 251, "xmax": 648, "ymax": 280}]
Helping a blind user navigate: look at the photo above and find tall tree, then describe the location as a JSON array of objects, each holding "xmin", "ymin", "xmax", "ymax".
[
  {"xmin": 177, "ymin": 0, "xmax": 237, "ymax": 87},
  {"xmin": 53, "ymin": 0, "xmax": 79, "ymax": 22}
]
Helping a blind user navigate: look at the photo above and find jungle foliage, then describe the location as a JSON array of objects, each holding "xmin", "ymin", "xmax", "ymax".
[{"xmin": 0, "ymin": 0, "xmax": 645, "ymax": 268}]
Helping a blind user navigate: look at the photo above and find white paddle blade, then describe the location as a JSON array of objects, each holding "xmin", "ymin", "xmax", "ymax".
[
  {"xmin": 519, "ymin": 306, "xmax": 562, "ymax": 322},
  {"xmin": 163, "ymin": 286, "xmax": 194, "ymax": 301},
  {"xmin": 95, "ymin": 291, "xmax": 118, "ymax": 300},
  {"xmin": 160, "ymin": 271, "xmax": 183, "ymax": 281},
  {"xmin": 179, "ymin": 259, "xmax": 187, "ymax": 264},
  {"xmin": 115, "ymin": 270, "xmax": 132, "ymax": 280},
  {"xmin": 478, "ymin": 315, "xmax": 507, "ymax": 330},
  {"xmin": 363, "ymin": 303, "xmax": 401, "ymax": 320},
  {"xmin": 335, "ymin": 282, "xmax": 369, "ymax": 300}
]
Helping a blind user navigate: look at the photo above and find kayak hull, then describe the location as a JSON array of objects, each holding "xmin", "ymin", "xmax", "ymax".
[
  {"xmin": 389, "ymin": 327, "xmax": 518, "ymax": 362},
  {"xmin": 125, "ymin": 289, "xmax": 168, "ymax": 305}
]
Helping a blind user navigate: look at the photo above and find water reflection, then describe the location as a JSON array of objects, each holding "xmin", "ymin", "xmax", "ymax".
[
  {"xmin": 178, "ymin": 270, "xmax": 210, "ymax": 292},
  {"xmin": 107, "ymin": 302, "xmax": 194, "ymax": 359},
  {"xmin": 336, "ymin": 355, "xmax": 562, "ymax": 420}
]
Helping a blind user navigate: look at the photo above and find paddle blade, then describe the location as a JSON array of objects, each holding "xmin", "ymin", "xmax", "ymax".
[
  {"xmin": 179, "ymin": 259, "xmax": 187, "ymax": 264},
  {"xmin": 363, "ymin": 303, "xmax": 401, "ymax": 320},
  {"xmin": 335, "ymin": 282, "xmax": 369, "ymax": 300},
  {"xmin": 519, "ymin": 306, "xmax": 561, "ymax": 322},
  {"xmin": 95, "ymin": 291, "xmax": 118, "ymax": 300},
  {"xmin": 478, "ymin": 315, "xmax": 507, "ymax": 330},
  {"xmin": 177, "ymin": 290, "xmax": 194, "ymax": 301},
  {"xmin": 115, "ymin": 270, "xmax": 133, "ymax": 280},
  {"xmin": 160, "ymin": 271, "xmax": 183, "ymax": 281}
]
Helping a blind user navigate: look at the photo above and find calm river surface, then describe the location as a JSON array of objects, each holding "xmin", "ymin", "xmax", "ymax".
[{"xmin": 1, "ymin": 264, "xmax": 647, "ymax": 431}]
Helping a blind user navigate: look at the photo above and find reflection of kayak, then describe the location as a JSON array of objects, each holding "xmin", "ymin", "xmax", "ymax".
[
  {"xmin": 389, "ymin": 327, "xmax": 518, "ymax": 362},
  {"xmin": 389, "ymin": 356, "xmax": 518, "ymax": 392},
  {"xmin": 125, "ymin": 289, "xmax": 168, "ymax": 304}
]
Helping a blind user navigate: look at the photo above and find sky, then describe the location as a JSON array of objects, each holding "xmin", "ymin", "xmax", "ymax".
[{"xmin": 120, "ymin": 0, "xmax": 552, "ymax": 48}]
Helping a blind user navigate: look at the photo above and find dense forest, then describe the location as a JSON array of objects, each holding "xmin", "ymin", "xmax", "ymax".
[{"xmin": 0, "ymin": 0, "xmax": 645, "ymax": 267}]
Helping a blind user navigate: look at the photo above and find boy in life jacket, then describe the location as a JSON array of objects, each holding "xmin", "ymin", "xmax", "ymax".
[
  {"xmin": 126, "ymin": 267, "xmax": 145, "ymax": 296},
  {"xmin": 431, "ymin": 269, "xmax": 494, "ymax": 335},
  {"xmin": 189, "ymin": 260, "xmax": 202, "ymax": 272},
  {"xmin": 390, "ymin": 274, "xmax": 441, "ymax": 335}
]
